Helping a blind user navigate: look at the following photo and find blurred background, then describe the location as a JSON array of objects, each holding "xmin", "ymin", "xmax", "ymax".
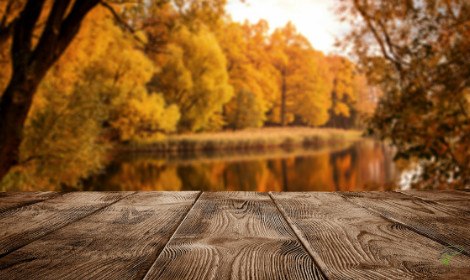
[{"xmin": 0, "ymin": 0, "xmax": 468, "ymax": 191}]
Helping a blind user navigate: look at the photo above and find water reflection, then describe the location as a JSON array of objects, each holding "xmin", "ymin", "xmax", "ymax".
[{"xmin": 84, "ymin": 139, "xmax": 398, "ymax": 191}]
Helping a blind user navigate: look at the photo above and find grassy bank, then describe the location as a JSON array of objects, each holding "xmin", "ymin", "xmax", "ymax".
[{"xmin": 118, "ymin": 127, "xmax": 363, "ymax": 157}]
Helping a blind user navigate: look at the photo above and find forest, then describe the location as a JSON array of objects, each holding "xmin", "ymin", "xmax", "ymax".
[{"xmin": 0, "ymin": 0, "xmax": 469, "ymax": 190}]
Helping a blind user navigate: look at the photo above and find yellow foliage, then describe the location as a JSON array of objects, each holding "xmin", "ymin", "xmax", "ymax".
[
  {"xmin": 269, "ymin": 23, "xmax": 332, "ymax": 126},
  {"xmin": 112, "ymin": 92, "xmax": 180, "ymax": 141},
  {"xmin": 1, "ymin": 6, "xmax": 179, "ymax": 190},
  {"xmin": 334, "ymin": 102, "xmax": 351, "ymax": 117},
  {"xmin": 218, "ymin": 21, "xmax": 277, "ymax": 128},
  {"xmin": 327, "ymin": 56, "xmax": 357, "ymax": 115},
  {"xmin": 152, "ymin": 24, "xmax": 233, "ymax": 132}
]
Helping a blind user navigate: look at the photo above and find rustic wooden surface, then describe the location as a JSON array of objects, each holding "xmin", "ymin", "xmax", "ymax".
[
  {"xmin": 0, "ymin": 191, "xmax": 469, "ymax": 279},
  {"xmin": 271, "ymin": 192, "xmax": 470, "ymax": 279},
  {"xmin": 0, "ymin": 192, "xmax": 59, "ymax": 214},
  {"xmin": 144, "ymin": 192, "xmax": 325, "ymax": 280},
  {"xmin": 0, "ymin": 192, "xmax": 129, "ymax": 258},
  {"xmin": 0, "ymin": 192, "xmax": 199, "ymax": 280},
  {"xmin": 341, "ymin": 191, "xmax": 470, "ymax": 257},
  {"xmin": 398, "ymin": 190, "xmax": 470, "ymax": 210}
]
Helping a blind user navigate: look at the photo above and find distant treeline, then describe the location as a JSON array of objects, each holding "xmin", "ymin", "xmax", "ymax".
[{"xmin": 1, "ymin": 1, "xmax": 378, "ymax": 139}]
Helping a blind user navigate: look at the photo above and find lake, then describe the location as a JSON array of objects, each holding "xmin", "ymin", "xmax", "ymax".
[{"xmin": 84, "ymin": 138, "xmax": 400, "ymax": 191}]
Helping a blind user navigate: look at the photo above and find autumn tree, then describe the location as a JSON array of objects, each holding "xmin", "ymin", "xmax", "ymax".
[
  {"xmin": 0, "ymin": 3, "xmax": 179, "ymax": 190},
  {"xmin": 327, "ymin": 55, "xmax": 357, "ymax": 128},
  {"xmin": 218, "ymin": 20, "xmax": 278, "ymax": 129},
  {"xmin": 0, "ymin": 0, "xmax": 105, "ymax": 181},
  {"xmin": 269, "ymin": 23, "xmax": 332, "ymax": 126},
  {"xmin": 339, "ymin": 0, "xmax": 470, "ymax": 188},
  {"xmin": 242, "ymin": 20, "xmax": 280, "ymax": 113},
  {"xmin": 0, "ymin": 2, "xmax": 179, "ymax": 189},
  {"xmin": 149, "ymin": 24, "xmax": 233, "ymax": 132},
  {"xmin": 294, "ymin": 50, "xmax": 333, "ymax": 127}
]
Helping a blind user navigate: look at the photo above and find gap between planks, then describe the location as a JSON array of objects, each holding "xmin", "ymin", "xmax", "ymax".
[
  {"xmin": 142, "ymin": 191, "xmax": 203, "ymax": 280},
  {"xmin": 142, "ymin": 192, "xmax": 326, "ymax": 279},
  {"xmin": 267, "ymin": 192, "xmax": 329, "ymax": 279},
  {"xmin": 268, "ymin": 192, "xmax": 328, "ymax": 279}
]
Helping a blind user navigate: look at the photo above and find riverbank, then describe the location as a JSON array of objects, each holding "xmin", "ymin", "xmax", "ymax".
[{"xmin": 118, "ymin": 127, "xmax": 363, "ymax": 157}]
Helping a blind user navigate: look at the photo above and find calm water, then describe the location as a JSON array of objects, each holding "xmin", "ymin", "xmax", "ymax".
[{"xmin": 84, "ymin": 139, "xmax": 399, "ymax": 191}]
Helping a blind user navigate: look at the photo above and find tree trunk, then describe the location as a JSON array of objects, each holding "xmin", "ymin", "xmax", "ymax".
[
  {"xmin": 280, "ymin": 69, "xmax": 287, "ymax": 126},
  {"xmin": 0, "ymin": 0, "xmax": 101, "ymax": 182},
  {"xmin": 0, "ymin": 73, "xmax": 40, "ymax": 179}
]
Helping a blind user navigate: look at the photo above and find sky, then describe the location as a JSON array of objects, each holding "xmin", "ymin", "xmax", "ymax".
[{"xmin": 226, "ymin": 0, "xmax": 349, "ymax": 55}]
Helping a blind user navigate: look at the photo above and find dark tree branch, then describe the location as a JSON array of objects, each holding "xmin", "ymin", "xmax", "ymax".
[
  {"xmin": 375, "ymin": 19, "xmax": 404, "ymax": 65},
  {"xmin": 100, "ymin": 0, "xmax": 136, "ymax": 33},
  {"xmin": 29, "ymin": 0, "xmax": 72, "ymax": 72},
  {"xmin": 99, "ymin": 0, "xmax": 147, "ymax": 46},
  {"xmin": 57, "ymin": 0, "xmax": 101, "ymax": 53},
  {"xmin": 11, "ymin": 0, "xmax": 46, "ymax": 68},
  {"xmin": 0, "ymin": 0, "xmax": 15, "ymax": 28},
  {"xmin": 0, "ymin": 19, "xmax": 14, "ymax": 46},
  {"xmin": 353, "ymin": 0, "xmax": 404, "ymax": 74}
]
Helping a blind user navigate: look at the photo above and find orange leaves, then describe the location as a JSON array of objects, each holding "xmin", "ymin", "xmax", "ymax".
[{"xmin": 340, "ymin": 0, "xmax": 470, "ymax": 187}]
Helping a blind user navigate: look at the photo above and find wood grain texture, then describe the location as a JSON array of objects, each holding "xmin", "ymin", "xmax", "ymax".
[
  {"xmin": 399, "ymin": 190, "xmax": 470, "ymax": 211},
  {"xmin": 144, "ymin": 192, "xmax": 325, "ymax": 280},
  {"xmin": 0, "ymin": 192, "xmax": 130, "ymax": 258},
  {"xmin": 341, "ymin": 191, "xmax": 470, "ymax": 257},
  {"xmin": 0, "ymin": 192, "xmax": 200, "ymax": 280},
  {"xmin": 270, "ymin": 192, "xmax": 470, "ymax": 280},
  {"xmin": 0, "ymin": 192, "xmax": 59, "ymax": 214}
]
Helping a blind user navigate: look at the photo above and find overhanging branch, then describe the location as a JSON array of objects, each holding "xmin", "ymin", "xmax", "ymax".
[{"xmin": 100, "ymin": 0, "xmax": 146, "ymax": 45}]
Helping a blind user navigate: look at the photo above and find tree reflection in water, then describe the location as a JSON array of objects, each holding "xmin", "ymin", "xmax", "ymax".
[{"xmin": 84, "ymin": 140, "xmax": 398, "ymax": 192}]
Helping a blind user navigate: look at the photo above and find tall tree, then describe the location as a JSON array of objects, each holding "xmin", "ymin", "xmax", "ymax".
[
  {"xmin": 0, "ymin": 0, "xmax": 102, "ymax": 181},
  {"xmin": 218, "ymin": 20, "xmax": 277, "ymax": 129},
  {"xmin": 327, "ymin": 55, "xmax": 357, "ymax": 128},
  {"xmin": 149, "ymin": 25, "xmax": 233, "ymax": 131},
  {"xmin": 339, "ymin": 0, "xmax": 470, "ymax": 187},
  {"xmin": 269, "ymin": 23, "xmax": 332, "ymax": 126}
]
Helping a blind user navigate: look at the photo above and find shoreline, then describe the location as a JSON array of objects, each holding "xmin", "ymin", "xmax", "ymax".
[{"xmin": 116, "ymin": 127, "xmax": 364, "ymax": 157}]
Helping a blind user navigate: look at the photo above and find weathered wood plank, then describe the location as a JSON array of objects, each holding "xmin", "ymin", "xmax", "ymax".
[
  {"xmin": 0, "ymin": 192, "xmax": 131, "ymax": 258},
  {"xmin": 398, "ymin": 190, "xmax": 470, "ymax": 211},
  {"xmin": 144, "ymin": 192, "xmax": 325, "ymax": 280},
  {"xmin": 270, "ymin": 192, "xmax": 470, "ymax": 279},
  {"xmin": 341, "ymin": 191, "xmax": 470, "ymax": 256},
  {"xmin": 0, "ymin": 192, "xmax": 59, "ymax": 214},
  {"xmin": 0, "ymin": 192, "xmax": 200, "ymax": 280}
]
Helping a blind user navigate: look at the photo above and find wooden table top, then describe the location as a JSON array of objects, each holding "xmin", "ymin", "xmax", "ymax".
[{"xmin": 0, "ymin": 190, "xmax": 469, "ymax": 279}]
